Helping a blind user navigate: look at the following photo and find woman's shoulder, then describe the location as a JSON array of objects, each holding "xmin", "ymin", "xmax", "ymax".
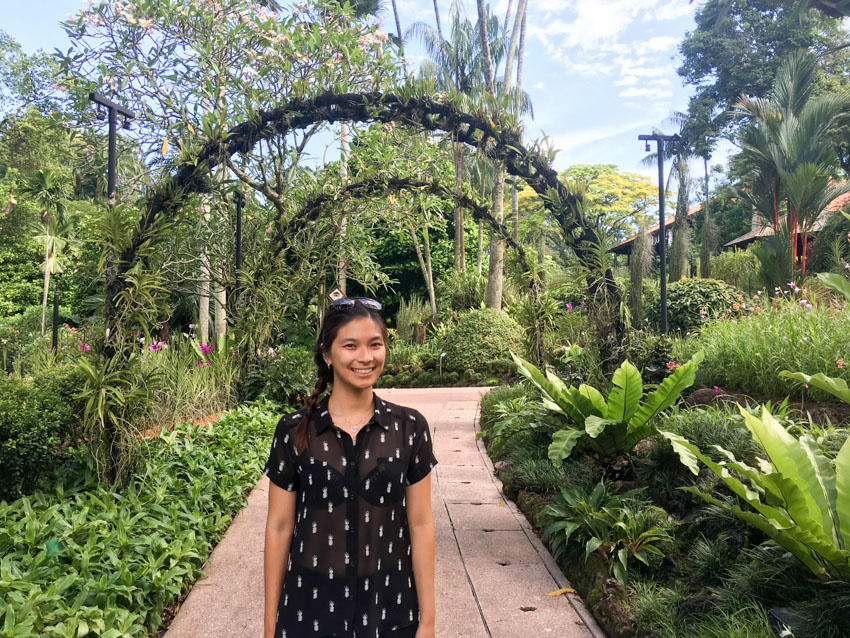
[{"xmin": 275, "ymin": 406, "xmax": 308, "ymax": 432}]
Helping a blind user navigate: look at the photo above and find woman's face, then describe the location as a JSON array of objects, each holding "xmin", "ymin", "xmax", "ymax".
[{"xmin": 325, "ymin": 316, "xmax": 386, "ymax": 391}]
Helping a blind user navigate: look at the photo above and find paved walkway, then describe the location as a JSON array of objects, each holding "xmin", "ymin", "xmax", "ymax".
[{"xmin": 164, "ymin": 387, "xmax": 602, "ymax": 638}]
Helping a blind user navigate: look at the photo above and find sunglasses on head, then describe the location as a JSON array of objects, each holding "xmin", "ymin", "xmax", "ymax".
[{"xmin": 328, "ymin": 297, "xmax": 383, "ymax": 311}]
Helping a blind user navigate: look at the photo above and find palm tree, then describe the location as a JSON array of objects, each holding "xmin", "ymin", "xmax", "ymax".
[
  {"xmin": 733, "ymin": 50, "xmax": 850, "ymax": 278},
  {"xmin": 19, "ymin": 169, "xmax": 71, "ymax": 334},
  {"xmin": 408, "ymin": 1, "xmax": 492, "ymax": 272}
]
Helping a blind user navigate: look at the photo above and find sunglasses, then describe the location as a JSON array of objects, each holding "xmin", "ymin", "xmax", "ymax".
[{"xmin": 328, "ymin": 297, "xmax": 383, "ymax": 311}]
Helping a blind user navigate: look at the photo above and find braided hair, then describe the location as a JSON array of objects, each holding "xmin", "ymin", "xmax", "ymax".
[{"xmin": 294, "ymin": 301, "xmax": 388, "ymax": 454}]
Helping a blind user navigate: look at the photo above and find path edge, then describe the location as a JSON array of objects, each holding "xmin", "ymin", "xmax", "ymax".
[{"xmin": 470, "ymin": 393, "xmax": 607, "ymax": 638}]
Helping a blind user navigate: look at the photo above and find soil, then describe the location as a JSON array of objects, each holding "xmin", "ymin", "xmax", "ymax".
[{"xmin": 684, "ymin": 387, "xmax": 850, "ymax": 425}]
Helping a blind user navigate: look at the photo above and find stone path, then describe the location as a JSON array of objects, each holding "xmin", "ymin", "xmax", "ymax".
[{"xmin": 164, "ymin": 387, "xmax": 602, "ymax": 638}]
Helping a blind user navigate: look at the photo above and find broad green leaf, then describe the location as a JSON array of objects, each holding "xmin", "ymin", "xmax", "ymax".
[
  {"xmin": 585, "ymin": 416, "xmax": 619, "ymax": 439},
  {"xmin": 606, "ymin": 360, "xmax": 643, "ymax": 422},
  {"xmin": 585, "ymin": 537, "xmax": 603, "ymax": 557},
  {"xmin": 512, "ymin": 354, "xmax": 583, "ymax": 423},
  {"xmin": 779, "ymin": 371, "xmax": 850, "ymax": 404},
  {"xmin": 658, "ymin": 431, "xmax": 700, "ymax": 475},
  {"xmin": 682, "ymin": 487, "xmax": 832, "ymax": 580},
  {"xmin": 817, "ymin": 271, "xmax": 850, "ymax": 304},
  {"xmin": 548, "ymin": 429, "xmax": 584, "ymax": 466},
  {"xmin": 799, "ymin": 434, "xmax": 840, "ymax": 547},
  {"xmin": 739, "ymin": 406, "xmax": 826, "ymax": 539},
  {"xmin": 836, "ymin": 436, "xmax": 850, "ymax": 551},
  {"xmin": 577, "ymin": 383, "xmax": 606, "ymax": 417},
  {"xmin": 628, "ymin": 353, "xmax": 701, "ymax": 429}
]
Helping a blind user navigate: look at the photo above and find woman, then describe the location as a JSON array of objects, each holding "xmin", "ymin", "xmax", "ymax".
[{"xmin": 263, "ymin": 297, "xmax": 437, "ymax": 638}]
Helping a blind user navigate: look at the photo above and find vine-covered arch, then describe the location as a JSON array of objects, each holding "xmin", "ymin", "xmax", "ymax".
[{"xmin": 107, "ymin": 89, "xmax": 616, "ymax": 362}]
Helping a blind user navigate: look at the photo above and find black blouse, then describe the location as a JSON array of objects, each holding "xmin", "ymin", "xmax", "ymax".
[{"xmin": 264, "ymin": 392, "xmax": 438, "ymax": 638}]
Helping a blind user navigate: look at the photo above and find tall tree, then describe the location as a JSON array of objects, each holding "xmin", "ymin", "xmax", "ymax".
[
  {"xmin": 733, "ymin": 50, "xmax": 850, "ymax": 278},
  {"xmin": 18, "ymin": 169, "xmax": 71, "ymax": 334},
  {"xmin": 679, "ymin": 0, "xmax": 850, "ymax": 142}
]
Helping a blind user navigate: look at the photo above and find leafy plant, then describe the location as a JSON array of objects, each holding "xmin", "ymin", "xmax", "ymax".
[
  {"xmin": 817, "ymin": 271, "xmax": 850, "ymax": 304},
  {"xmin": 443, "ymin": 308, "xmax": 524, "ymax": 372},
  {"xmin": 541, "ymin": 481, "xmax": 673, "ymax": 584},
  {"xmin": 511, "ymin": 351, "xmax": 702, "ymax": 464},
  {"xmin": 645, "ymin": 278, "xmax": 751, "ymax": 334},
  {"xmin": 664, "ymin": 404, "xmax": 850, "ymax": 581}
]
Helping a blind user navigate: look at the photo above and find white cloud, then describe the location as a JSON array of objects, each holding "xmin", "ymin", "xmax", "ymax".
[
  {"xmin": 533, "ymin": 81, "xmax": 545, "ymax": 89},
  {"xmin": 551, "ymin": 118, "xmax": 657, "ymax": 153},
  {"xmin": 618, "ymin": 86, "xmax": 673, "ymax": 99},
  {"xmin": 652, "ymin": 0, "xmax": 695, "ymax": 21}
]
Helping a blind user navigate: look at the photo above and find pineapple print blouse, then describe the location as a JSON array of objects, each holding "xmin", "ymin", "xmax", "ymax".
[{"xmin": 263, "ymin": 392, "xmax": 438, "ymax": 638}]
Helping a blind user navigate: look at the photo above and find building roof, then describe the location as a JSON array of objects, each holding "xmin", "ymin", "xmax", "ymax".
[
  {"xmin": 610, "ymin": 202, "xmax": 703, "ymax": 255},
  {"xmin": 723, "ymin": 190, "xmax": 850, "ymax": 248}
]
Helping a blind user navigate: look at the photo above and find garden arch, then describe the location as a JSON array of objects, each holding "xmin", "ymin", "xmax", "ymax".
[{"xmin": 108, "ymin": 90, "xmax": 619, "ymax": 351}]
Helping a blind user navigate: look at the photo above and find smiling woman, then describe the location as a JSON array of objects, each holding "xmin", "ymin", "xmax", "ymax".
[{"xmin": 262, "ymin": 298, "xmax": 437, "ymax": 638}]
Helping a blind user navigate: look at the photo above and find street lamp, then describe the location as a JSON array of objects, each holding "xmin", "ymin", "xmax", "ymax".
[
  {"xmin": 88, "ymin": 93, "xmax": 134, "ymax": 205},
  {"xmin": 638, "ymin": 132, "xmax": 680, "ymax": 335}
]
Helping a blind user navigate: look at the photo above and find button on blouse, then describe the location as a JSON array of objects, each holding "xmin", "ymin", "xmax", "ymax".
[{"xmin": 264, "ymin": 392, "xmax": 438, "ymax": 638}]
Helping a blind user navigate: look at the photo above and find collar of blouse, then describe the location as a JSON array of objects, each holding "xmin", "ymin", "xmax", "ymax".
[{"xmin": 312, "ymin": 391, "xmax": 392, "ymax": 435}]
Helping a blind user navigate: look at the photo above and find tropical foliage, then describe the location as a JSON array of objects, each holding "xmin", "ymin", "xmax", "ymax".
[{"xmin": 511, "ymin": 351, "xmax": 702, "ymax": 463}]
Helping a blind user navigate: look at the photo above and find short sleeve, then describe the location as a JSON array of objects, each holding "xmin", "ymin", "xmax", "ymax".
[
  {"xmin": 264, "ymin": 416, "xmax": 300, "ymax": 492},
  {"xmin": 407, "ymin": 410, "xmax": 438, "ymax": 486}
]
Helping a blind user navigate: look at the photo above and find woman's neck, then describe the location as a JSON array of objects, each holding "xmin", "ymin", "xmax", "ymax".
[{"xmin": 327, "ymin": 385, "xmax": 374, "ymax": 415}]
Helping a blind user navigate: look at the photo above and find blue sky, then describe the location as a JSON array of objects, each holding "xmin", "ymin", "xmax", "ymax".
[{"xmin": 1, "ymin": 0, "xmax": 731, "ymax": 184}]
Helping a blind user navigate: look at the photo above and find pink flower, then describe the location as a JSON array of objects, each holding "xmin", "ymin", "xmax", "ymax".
[
  {"xmin": 199, "ymin": 342, "xmax": 213, "ymax": 355},
  {"xmin": 79, "ymin": 343, "xmax": 91, "ymax": 352},
  {"xmin": 713, "ymin": 386, "xmax": 720, "ymax": 394},
  {"xmin": 195, "ymin": 360, "xmax": 204, "ymax": 367},
  {"xmin": 838, "ymin": 358, "xmax": 845, "ymax": 369},
  {"xmin": 566, "ymin": 303, "xmax": 573, "ymax": 312},
  {"xmin": 666, "ymin": 361, "xmax": 680, "ymax": 371},
  {"xmin": 267, "ymin": 347, "xmax": 275, "ymax": 355}
]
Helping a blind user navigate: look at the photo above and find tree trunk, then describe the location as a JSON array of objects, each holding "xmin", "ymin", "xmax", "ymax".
[
  {"xmin": 407, "ymin": 220, "xmax": 436, "ymax": 317},
  {"xmin": 421, "ymin": 218, "xmax": 437, "ymax": 317},
  {"xmin": 476, "ymin": 0, "xmax": 495, "ymax": 94},
  {"xmin": 510, "ymin": 8, "xmax": 526, "ymax": 245},
  {"xmin": 391, "ymin": 0, "xmax": 406, "ymax": 78},
  {"xmin": 486, "ymin": 170, "xmax": 505, "ymax": 309},
  {"xmin": 477, "ymin": 178, "xmax": 485, "ymax": 275},
  {"xmin": 668, "ymin": 156, "xmax": 690, "ymax": 282},
  {"xmin": 452, "ymin": 136, "xmax": 465, "ymax": 271},
  {"xmin": 338, "ymin": 121, "xmax": 349, "ymax": 294},
  {"xmin": 433, "ymin": 0, "xmax": 443, "ymax": 40},
  {"xmin": 214, "ymin": 265, "xmax": 226, "ymax": 341},
  {"xmin": 700, "ymin": 156, "xmax": 711, "ymax": 278},
  {"xmin": 41, "ymin": 232, "xmax": 50, "ymax": 335},
  {"xmin": 198, "ymin": 199, "xmax": 211, "ymax": 343}
]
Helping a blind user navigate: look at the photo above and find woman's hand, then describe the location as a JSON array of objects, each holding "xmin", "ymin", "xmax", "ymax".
[{"xmin": 414, "ymin": 620, "xmax": 435, "ymax": 638}]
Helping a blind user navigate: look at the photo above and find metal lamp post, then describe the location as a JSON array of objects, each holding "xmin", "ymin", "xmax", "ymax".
[{"xmin": 638, "ymin": 132, "xmax": 680, "ymax": 335}]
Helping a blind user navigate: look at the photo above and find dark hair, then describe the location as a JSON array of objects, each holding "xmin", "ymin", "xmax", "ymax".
[{"xmin": 294, "ymin": 301, "xmax": 388, "ymax": 454}]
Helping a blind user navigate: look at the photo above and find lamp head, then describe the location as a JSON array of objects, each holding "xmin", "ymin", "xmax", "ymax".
[{"xmin": 645, "ymin": 142, "xmax": 651, "ymax": 152}]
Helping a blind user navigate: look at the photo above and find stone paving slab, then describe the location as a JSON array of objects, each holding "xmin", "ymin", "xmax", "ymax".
[{"xmin": 164, "ymin": 386, "xmax": 603, "ymax": 638}]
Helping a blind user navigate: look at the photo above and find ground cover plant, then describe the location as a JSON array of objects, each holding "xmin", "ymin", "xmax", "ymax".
[
  {"xmin": 0, "ymin": 401, "xmax": 281, "ymax": 637},
  {"xmin": 478, "ymin": 360, "xmax": 850, "ymax": 638}
]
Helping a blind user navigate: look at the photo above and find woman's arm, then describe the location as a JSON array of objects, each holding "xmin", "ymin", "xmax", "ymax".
[
  {"xmin": 264, "ymin": 483, "xmax": 297, "ymax": 638},
  {"xmin": 406, "ymin": 472, "xmax": 436, "ymax": 637}
]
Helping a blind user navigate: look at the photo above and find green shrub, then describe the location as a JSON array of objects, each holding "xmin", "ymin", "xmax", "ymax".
[
  {"xmin": 625, "ymin": 331, "xmax": 674, "ymax": 384},
  {"xmin": 443, "ymin": 309, "xmax": 524, "ymax": 372},
  {"xmin": 710, "ymin": 249, "xmax": 761, "ymax": 295},
  {"xmin": 0, "ymin": 400, "xmax": 280, "ymax": 636},
  {"xmin": 241, "ymin": 345, "xmax": 314, "ymax": 405},
  {"xmin": 436, "ymin": 268, "xmax": 486, "ymax": 311},
  {"xmin": 444, "ymin": 371, "xmax": 459, "ymax": 384},
  {"xmin": 674, "ymin": 302, "xmax": 850, "ymax": 400},
  {"xmin": 0, "ymin": 376, "xmax": 71, "ymax": 501},
  {"xmin": 645, "ymin": 278, "xmax": 752, "ymax": 334}
]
